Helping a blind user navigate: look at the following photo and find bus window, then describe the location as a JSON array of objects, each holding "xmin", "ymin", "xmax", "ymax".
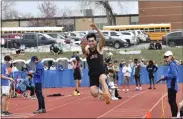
[
  {"xmin": 166, "ymin": 27, "xmax": 170, "ymax": 32},
  {"xmin": 17, "ymin": 31, "xmax": 21, "ymax": 33},
  {"xmin": 149, "ymin": 28, "xmax": 154, "ymax": 32},
  {"xmin": 161, "ymin": 28, "xmax": 165, "ymax": 32},
  {"xmin": 22, "ymin": 31, "xmax": 25, "ymax": 34},
  {"xmin": 144, "ymin": 28, "xmax": 149, "ymax": 32},
  {"xmin": 166, "ymin": 29, "xmax": 170, "ymax": 32},
  {"xmin": 4, "ymin": 31, "xmax": 8, "ymax": 34},
  {"xmin": 44, "ymin": 31, "xmax": 48, "ymax": 33},
  {"xmin": 140, "ymin": 28, "xmax": 144, "ymax": 31},
  {"xmin": 115, "ymin": 29, "xmax": 119, "ymax": 31},
  {"xmin": 155, "ymin": 28, "xmax": 160, "ymax": 32}
]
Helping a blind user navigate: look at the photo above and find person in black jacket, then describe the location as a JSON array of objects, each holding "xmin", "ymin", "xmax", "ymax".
[{"xmin": 146, "ymin": 60, "xmax": 158, "ymax": 89}]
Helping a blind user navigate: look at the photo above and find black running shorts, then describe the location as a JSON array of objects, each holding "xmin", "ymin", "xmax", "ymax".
[{"xmin": 89, "ymin": 74, "xmax": 101, "ymax": 87}]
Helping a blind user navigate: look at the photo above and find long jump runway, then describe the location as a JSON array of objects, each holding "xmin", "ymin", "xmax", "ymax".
[{"xmin": 2, "ymin": 84, "xmax": 183, "ymax": 118}]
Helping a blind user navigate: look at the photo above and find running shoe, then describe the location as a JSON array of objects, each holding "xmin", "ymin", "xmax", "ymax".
[
  {"xmin": 74, "ymin": 90, "xmax": 78, "ymax": 96},
  {"xmin": 102, "ymin": 93, "xmax": 110, "ymax": 104}
]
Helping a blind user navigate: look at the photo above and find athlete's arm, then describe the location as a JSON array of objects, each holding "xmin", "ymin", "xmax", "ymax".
[
  {"xmin": 72, "ymin": 61, "xmax": 77, "ymax": 69},
  {"xmin": 90, "ymin": 23, "xmax": 105, "ymax": 51},
  {"xmin": 81, "ymin": 40, "xmax": 89, "ymax": 56}
]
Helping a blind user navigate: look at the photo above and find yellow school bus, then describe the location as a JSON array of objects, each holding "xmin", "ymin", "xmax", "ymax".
[{"xmin": 103, "ymin": 23, "xmax": 171, "ymax": 41}]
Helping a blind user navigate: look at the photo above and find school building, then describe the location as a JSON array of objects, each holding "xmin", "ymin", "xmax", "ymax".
[
  {"xmin": 1, "ymin": 14, "xmax": 139, "ymax": 31},
  {"xmin": 138, "ymin": 1, "xmax": 183, "ymax": 30}
]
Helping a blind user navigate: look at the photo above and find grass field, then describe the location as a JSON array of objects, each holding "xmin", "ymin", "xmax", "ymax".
[{"xmin": 8, "ymin": 47, "xmax": 183, "ymax": 65}]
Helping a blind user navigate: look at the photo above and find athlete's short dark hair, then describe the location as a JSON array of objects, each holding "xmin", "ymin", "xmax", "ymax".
[{"xmin": 86, "ymin": 33, "xmax": 96, "ymax": 41}]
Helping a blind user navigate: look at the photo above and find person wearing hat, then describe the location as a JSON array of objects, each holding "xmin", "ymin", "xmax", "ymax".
[
  {"xmin": 30, "ymin": 56, "xmax": 46, "ymax": 114},
  {"xmin": 156, "ymin": 51, "xmax": 179, "ymax": 118},
  {"xmin": 1, "ymin": 55, "xmax": 15, "ymax": 116}
]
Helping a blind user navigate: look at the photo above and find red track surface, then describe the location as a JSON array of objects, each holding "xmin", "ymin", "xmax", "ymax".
[{"xmin": 2, "ymin": 84, "xmax": 183, "ymax": 118}]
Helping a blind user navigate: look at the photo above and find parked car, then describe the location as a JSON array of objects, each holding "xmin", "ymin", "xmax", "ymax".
[
  {"xmin": 5, "ymin": 33, "xmax": 56, "ymax": 48},
  {"xmin": 2, "ymin": 33, "xmax": 22, "ymax": 40},
  {"xmin": 60, "ymin": 32, "xmax": 81, "ymax": 45},
  {"xmin": 65, "ymin": 31, "xmax": 85, "ymax": 39},
  {"xmin": 121, "ymin": 31, "xmax": 138, "ymax": 45},
  {"xmin": 162, "ymin": 31, "xmax": 183, "ymax": 47},
  {"xmin": 81, "ymin": 31, "xmax": 129, "ymax": 49},
  {"xmin": 128, "ymin": 30, "xmax": 147, "ymax": 42},
  {"xmin": 101, "ymin": 30, "xmax": 130, "ymax": 47}
]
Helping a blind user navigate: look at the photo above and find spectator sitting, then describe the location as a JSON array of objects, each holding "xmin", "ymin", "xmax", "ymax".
[
  {"xmin": 50, "ymin": 65, "xmax": 56, "ymax": 70},
  {"xmin": 15, "ymin": 74, "xmax": 35, "ymax": 99},
  {"xmin": 11, "ymin": 63, "xmax": 18, "ymax": 72},
  {"xmin": 105, "ymin": 50, "xmax": 113, "ymax": 63},
  {"xmin": 72, "ymin": 52, "xmax": 76, "ymax": 58},
  {"xmin": 50, "ymin": 43, "xmax": 63, "ymax": 55},
  {"xmin": 180, "ymin": 60, "xmax": 183, "ymax": 65},
  {"xmin": 68, "ymin": 62, "xmax": 73, "ymax": 69},
  {"xmin": 155, "ymin": 41, "xmax": 162, "ymax": 50},
  {"xmin": 20, "ymin": 45, "xmax": 26, "ymax": 55},
  {"xmin": 76, "ymin": 51, "xmax": 80, "ymax": 57},
  {"xmin": 21, "ymin": 64, "xmax": 28, "ymax": 72},
  {"xmin": 26, "ymin": 74, "xmax": 35, "ymax": 99},
  {"xmin": 44, "ymin": 64, "xmax": 49, "ymax": 70},
  {"xmin": 107, "ymin": 69, "xmax": 122, "ymax": 100},
  {"xmin": 56, "ymin": 62, "xmax": 64, "ymax": 70},
  {"xmin": 56, "ymin": 42, "xmax": 63, "ymax": 54},
  {"xmin": 149, "ymin": 42, "xmax": 155, "ymax": 50}
]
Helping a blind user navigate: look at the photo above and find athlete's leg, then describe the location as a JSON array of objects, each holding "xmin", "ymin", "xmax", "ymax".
[
  {"xmin": 127, "ymin": 76, "xmax": 130, "ymax": 91},
  {"xmin": 99, "ymin": 74, "xmax": 111, "ymax": 104},
  {"xmin": 75, "ymin": 80, "xmax": 79, "ymax": 91},
  {"xmin": 90, "ymin": 86, "xmax": 100, "ymax": 98},
  {"xmin": 123, "ymin": 76, "xmax": 126, "ymax": 91}
]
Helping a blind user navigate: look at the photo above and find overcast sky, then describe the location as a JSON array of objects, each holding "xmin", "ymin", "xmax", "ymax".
[{"xmin": 13, "ymin": 1, "xmax": 138, "ymax": 17}]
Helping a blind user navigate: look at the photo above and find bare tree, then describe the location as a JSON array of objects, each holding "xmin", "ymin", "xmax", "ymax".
[
  {"xmin": 57, "ymin": 7, "xmax": 73, "ymax": 31},
  {"xmin": 80, "ymin": 1, "xmax": 116, "ymax": 25},
  {"xmin": 36, "ymin": 1, "xmax": 58, "ymax": 26},
  {"xmin": 38, "ymin": 1, "xmax": 58, "ymax": 18},
  {"xmin": 1, "ymin": 0, "xmax": 19, "ymax": 19}
]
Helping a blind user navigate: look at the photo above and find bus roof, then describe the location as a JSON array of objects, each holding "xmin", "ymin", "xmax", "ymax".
[
  {"xmin": 2, "ymin": 27, "xmax": 64, "ymax": 31},
  {"xmin": 103, "ymin": 23, "xmax": 171, "ymax": 29}
]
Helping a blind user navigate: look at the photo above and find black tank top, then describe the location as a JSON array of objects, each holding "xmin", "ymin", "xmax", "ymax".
[
  {"xmin": 74, "ymin": 61, "xmax": 80, "ymax": 73},
  {"xmin": 86, "ymin": 48, "xmax": 104, "ymax": 76}
]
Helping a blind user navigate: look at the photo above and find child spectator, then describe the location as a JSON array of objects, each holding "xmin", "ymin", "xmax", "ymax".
[
  {"xmin": 107, "ymin": 69, "xmax": 122, "ymax": 100},
  {"xmin": 15, "ymin": 74, "xmax": 35, "ymax": 99},
  {"xmin": 26, "ymin": 74, "xmax": 35, "ymax": 99}
]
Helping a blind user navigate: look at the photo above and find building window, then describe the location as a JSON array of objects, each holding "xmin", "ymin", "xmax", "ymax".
[{"xmin": 130, "ymin": 16, "xmax": 139, "ymax": 25}]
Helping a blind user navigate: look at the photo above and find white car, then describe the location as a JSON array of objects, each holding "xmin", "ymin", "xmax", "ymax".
[
  {"xmin": 65, "ymin": 32, "xmax": 85, "ymax": 39},
  {"xmin": 129, "ymin": 30, "xmax": 147, "ymax": 42},
  {"xmin": 121, "ymin": 31, "xmax": 138, "ymax": 45},
  {"xmin": 101, "ymin": 30, "xmax": 131, "ymax": 46}
]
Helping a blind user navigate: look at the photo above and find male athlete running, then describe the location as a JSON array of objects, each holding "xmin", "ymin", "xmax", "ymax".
[{"xmin": 82, "ymin": 23, "xmax": 111, "ymax": 104}]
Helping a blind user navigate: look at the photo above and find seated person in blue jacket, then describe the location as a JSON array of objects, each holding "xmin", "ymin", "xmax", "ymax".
[{"xmin": 15, "ymin": 74, "xmax": 35, "ymax": 99}]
